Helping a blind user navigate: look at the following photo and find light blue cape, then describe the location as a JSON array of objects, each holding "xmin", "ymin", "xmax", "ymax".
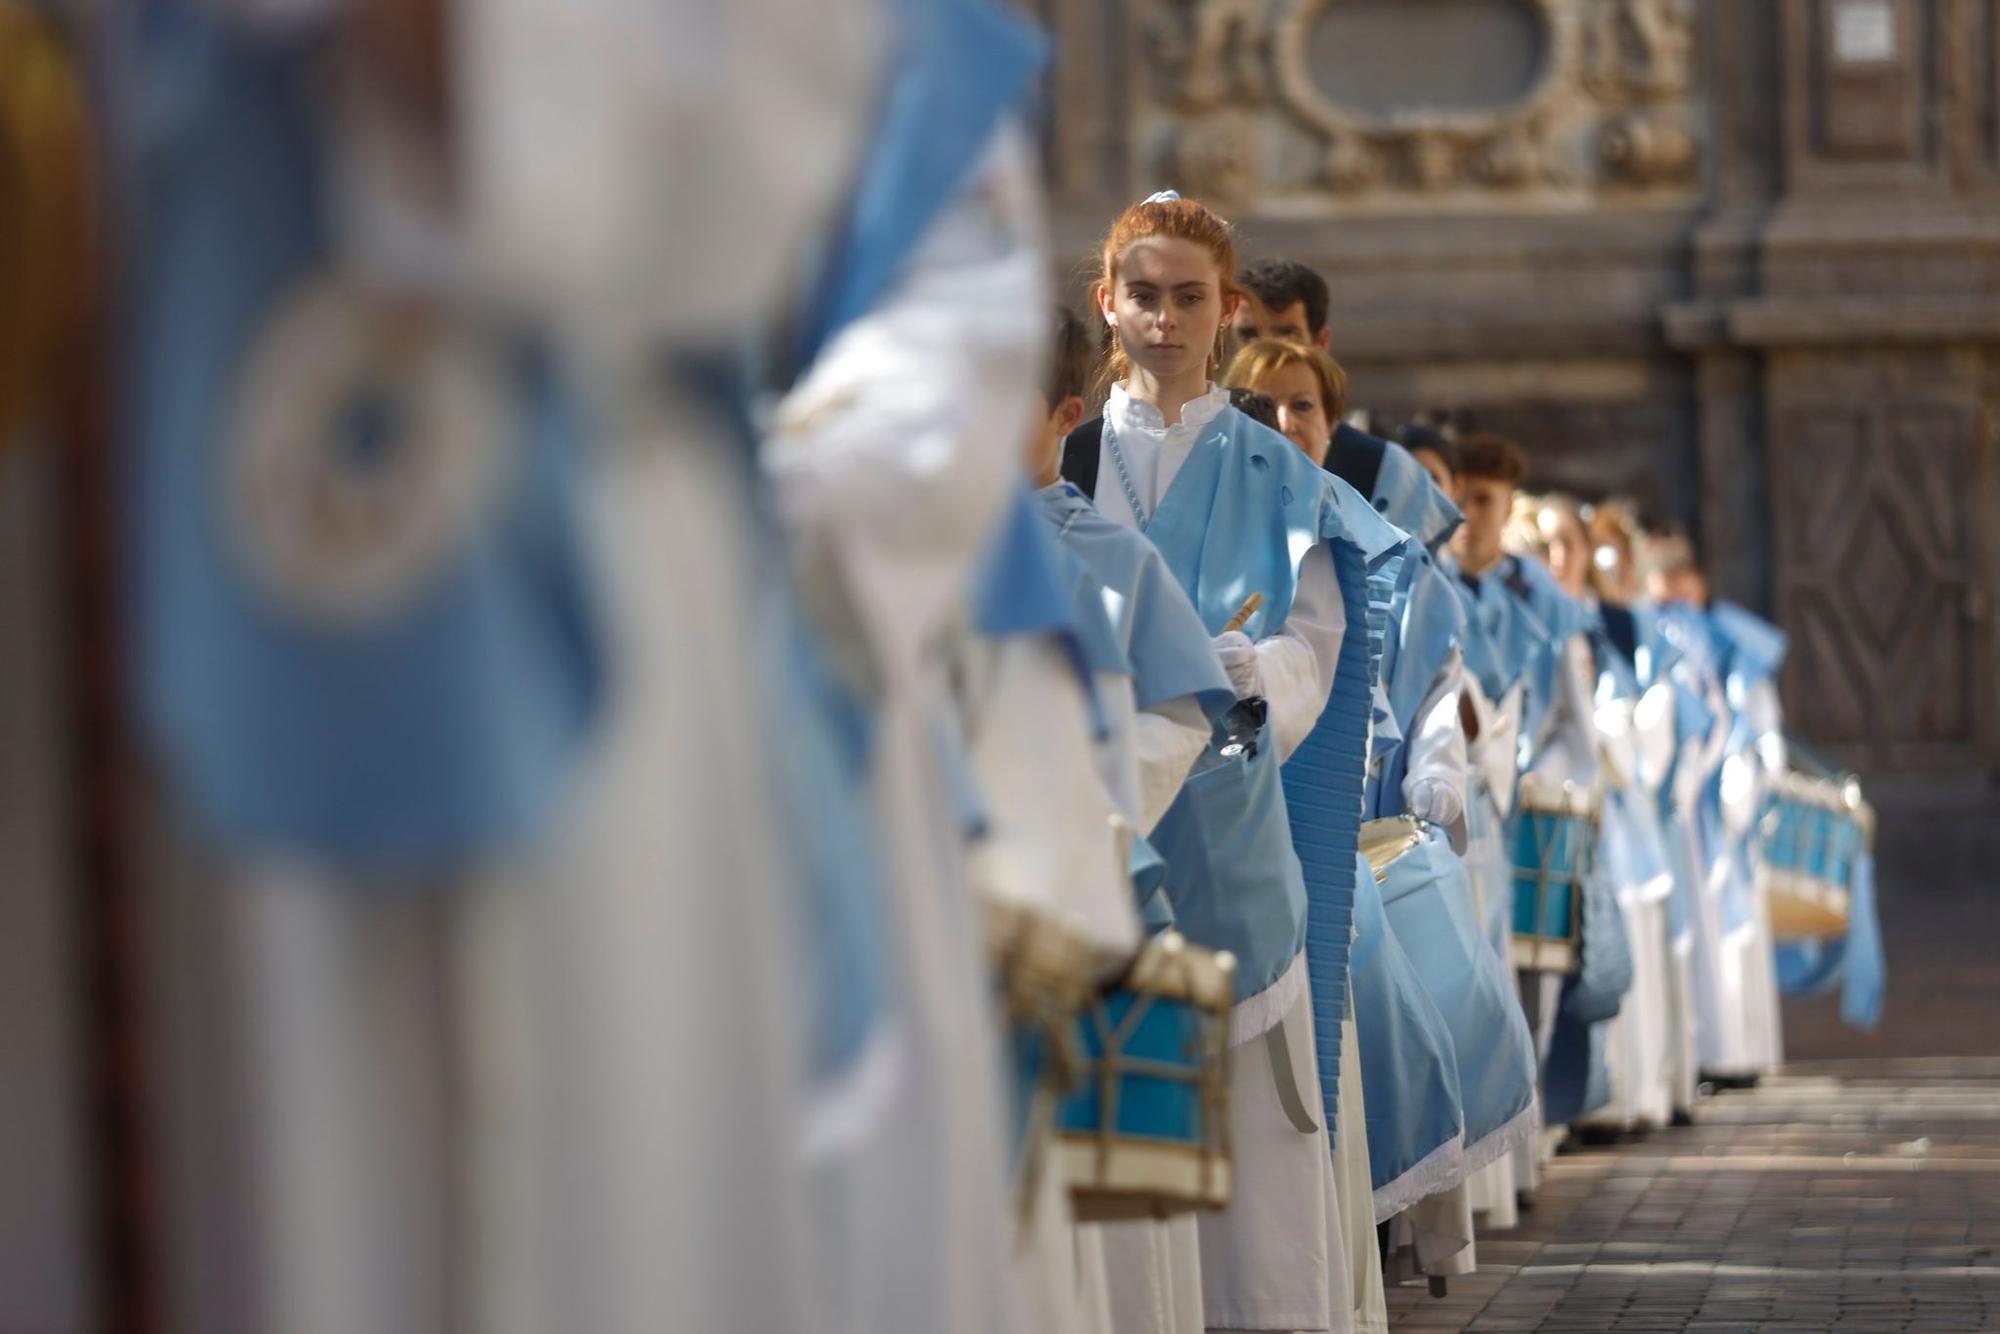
[
  {"xmin": 1370, "ymin": 547, "xmax": 1470, "ymax": 818},
  {"xmin": 1036, "ymin": 482, "xmax": 1235, "ymax": 721},
  {"xmin": 1774, "ymin": 850, "xmax": 1885, "ymax": 1031},
  {"xmin": 1349, "ymin": 853, "xmax": 1465, "ymax": 1211},
  {"xmin": 1142, "ymin": 407, "xmax": 1402, "ymax": 1010},
  {"xmin": 1377, "ymin": 828, "xmax": 1539, "ymax": 1167},
  {"xmin": 1372, "ymin": 439, "xmax": 1463, "ymax": 553}
]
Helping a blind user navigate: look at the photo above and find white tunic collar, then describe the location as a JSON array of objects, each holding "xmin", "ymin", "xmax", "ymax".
[{"xmin": 1106, "ymin": 382, "xmax": 1231, "ymax": 440}]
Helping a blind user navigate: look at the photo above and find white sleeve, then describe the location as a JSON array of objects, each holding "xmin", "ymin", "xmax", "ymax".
[
  {"xmin": 1403, "ymin": 650, "xmax": 1469, "ymax": 798},
  {"xmin": 1465, "ymin": 677, "xmax": 1525, "ymax": 816},
  {"xmin": 1133, "ymin": 696, "xmax": 1212, "ymax": 834},
  {"xmin": 1594, "ymin": 695, "xmax": 1638, "ymax": 792},
  {"xmin": 1403, "ymin": 650, "xmax": 1470, "ymax": 848},
  {"xmin": 1255, "ymin": 544, "xmax": 1346, "ymax": 762},
  {"xmin": 1527, "ymin": 634, "xmax": 1602, "ymax": 789},
  {"xmin": 1632, "ymin": 682, "xmax": 1677, "ymax": 795},
  {"xmin": 959, "ymin": 637, "xmax": 1139, "ymax": 960},
  {"xmin": 1746, "ymin": 679, "xmax": 1788, "ymax": 775}
]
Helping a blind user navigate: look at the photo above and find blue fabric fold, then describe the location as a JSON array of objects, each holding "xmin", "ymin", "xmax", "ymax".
[{"xmin": 123, "ymin": 6, "xmax": 604, "ymax": 873}]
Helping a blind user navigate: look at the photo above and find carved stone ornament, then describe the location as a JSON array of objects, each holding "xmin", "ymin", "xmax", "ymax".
[
  {"xmin": 1598, "ymin": 108, "xmax": 1697, "ymax": 184},
  {"xmin": 1148, "ymin": 0, "xmax": 1270, "ymax": 112},
  {"xmin": 1271, "ymin": 0, "xmax": 1581, "ymax": 194},
  {"xmin": 1129, "ymin": 0, "xmax": 1702, "ymax": 212},
  {"xmin": 1169, "ymin": 111, "xmax": 1261, "ymax": 202},
  {"xmin": 1581, "ymin": 0, "xmax": 1695, "ymax": 102}
]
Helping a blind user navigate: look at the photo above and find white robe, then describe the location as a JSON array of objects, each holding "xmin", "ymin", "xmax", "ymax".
[
  {"xmin": 1698, "ymin": 679, "xmax": 1787, "ymax": 1077},
  {"xmin": 1579, "ymin": 690, "xmax": 1675, "ymax": 1130},
  {"xmin": 956, "ymin": 633, "xmax": 1139, "ymax": 1334},
  {"xmin": 1335, "ymin": 1014, "xmax": 1389, "ymax": 1334},
  {"xmin": 1077, "ymin": 677, "xmax": 1212, "ymax": 1334},
  {"xmin": 1458, "ymin": 674, "xmax": 1527, "ymax": 1224},
  {"xmin": 1200, "ymin": 960, "xmax": 1351, "ymax": 1334}
]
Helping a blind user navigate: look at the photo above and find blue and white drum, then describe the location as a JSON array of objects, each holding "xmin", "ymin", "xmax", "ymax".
[
  {"xmin": 985, "ymin": 899, "xmax": 1098, "ymax": 1196},
  {"xmin": 1510, "ymin": 773, "xmax": 1600, "ymax": 974},
  {"xmin": 1760, "ymin": 771, "xmax": 1869, "ymax": 941},
  {"xmin": 1054, "ymin": 930, "xmax": 1236, "ymax": 1222}
]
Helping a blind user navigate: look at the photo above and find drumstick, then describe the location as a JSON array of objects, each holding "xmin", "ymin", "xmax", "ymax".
[{"xmin": 1220, "ymin": 592, "xmax": 1263, "ymax": 635}]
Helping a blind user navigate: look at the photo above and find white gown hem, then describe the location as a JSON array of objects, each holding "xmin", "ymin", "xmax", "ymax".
[
  {"xmin": 1456, "ymin": 1100, "xmax": 1541, "ymax": 1182},
  {"xmin": 1370, "ymin": 1134, "xmax": 1468, "ymax": 1225}
]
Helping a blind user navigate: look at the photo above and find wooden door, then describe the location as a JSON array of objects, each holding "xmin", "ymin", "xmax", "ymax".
[{"xmin": 1768, "ymin": 358, "xmax": 1998, "ymax": 773}]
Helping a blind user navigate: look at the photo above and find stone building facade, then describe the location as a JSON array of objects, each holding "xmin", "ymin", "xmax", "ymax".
[{"xmin": 1036, "ymin": 0, "xmax": 2000, "ymax": 873}]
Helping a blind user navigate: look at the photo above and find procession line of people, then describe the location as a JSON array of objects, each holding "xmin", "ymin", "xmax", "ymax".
[{"xmin": 46, "ymin": 1, "xmax": 1889, "ymax": 1329}]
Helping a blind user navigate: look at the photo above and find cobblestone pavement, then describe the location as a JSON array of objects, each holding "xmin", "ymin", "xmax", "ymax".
[{"xmin": 1384, "ymin": 1059, "xmax": 2000, "ymax": 1332}]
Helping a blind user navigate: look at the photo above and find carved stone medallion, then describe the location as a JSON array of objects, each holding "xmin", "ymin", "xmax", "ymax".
[{"xmin": 1134, "ymin": 0, "xmax": 1699, "ymax": 213}]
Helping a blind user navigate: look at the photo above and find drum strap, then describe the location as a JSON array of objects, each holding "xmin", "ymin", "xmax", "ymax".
[{"xmin": 1264, "ymin": 1015, "xmax": 1321, "ymax": 1135}]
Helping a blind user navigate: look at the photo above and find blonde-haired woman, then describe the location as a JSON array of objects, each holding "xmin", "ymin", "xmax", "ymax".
[{"xmin": 1220, "ymin": 337, "xmax": 1349, "ymax": 466}]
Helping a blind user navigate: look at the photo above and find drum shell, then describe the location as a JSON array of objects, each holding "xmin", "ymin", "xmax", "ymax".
[
  {"xmin": 1052, "ymin": 934, "xmax": 1236, "ymax": 1221},
  {"xmin": 1758, "ymin": 774, "xmax": 1866, "ymax": 943}
]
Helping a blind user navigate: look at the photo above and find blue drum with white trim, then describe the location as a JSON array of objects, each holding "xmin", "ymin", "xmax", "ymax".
[
  {"xmin": 1759, "ymin": 772, "xmax": 1868, "ymax": 940},
  {"xmin": 1510, "ymin": 774, "xmax": 1600, "ymax": 974},
  {"xmin": 1054, "ymin": 930, "xmax": 1236, "ymax": 1222}
]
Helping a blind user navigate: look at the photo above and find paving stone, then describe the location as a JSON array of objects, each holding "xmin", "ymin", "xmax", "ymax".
[{"xmin": 1385, "ymin": 1060, "xmax": 2000, "ymax": 1332}]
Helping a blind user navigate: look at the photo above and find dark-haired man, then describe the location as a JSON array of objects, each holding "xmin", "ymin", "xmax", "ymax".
[
  {"xmin": 1232, "ymin": 257, "xmax": 1332, "ymax": 353},
  {"xmin": 1401, "ymin": 424, "xmax": 1458, "ymax": 496}
]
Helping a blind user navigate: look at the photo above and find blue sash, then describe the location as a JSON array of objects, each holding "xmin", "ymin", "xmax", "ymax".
[{"xmin": 1371, "ymin": 438, "xmax": 1463, "ymax": 552}]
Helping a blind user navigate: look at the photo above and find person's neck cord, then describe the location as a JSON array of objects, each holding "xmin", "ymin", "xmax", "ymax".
[
  {"xmin": 1123, "ymin": 365, "xmax": 1210, "ymax": 428},
  {"xmin": 1104, "ymin": 414, "xmax": 1151, "ymax": 531}
]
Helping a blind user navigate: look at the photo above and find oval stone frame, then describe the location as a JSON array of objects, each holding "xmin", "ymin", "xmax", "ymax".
[{"xmin": 1272, "ymin": 0, "xmax": 1582, "ymax": 188}]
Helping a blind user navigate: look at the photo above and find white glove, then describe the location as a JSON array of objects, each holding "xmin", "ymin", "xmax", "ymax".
[
  {"xmin": 1211, "ymin": 630, "xmax": 1264, "ymax": 699},
  {"xmin": 1405, "ymin": 776, "xmax": 1464, "ymax": 830}
]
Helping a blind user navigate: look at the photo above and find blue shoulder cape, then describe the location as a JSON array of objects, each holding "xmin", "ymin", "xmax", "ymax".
[
  {"xmin": 1142, "ymin": 407, "xmax": 1403, "ymax": 1024},
  {"xmin": 1373, "ymin": 439, "xmax": 1463, "ymax": 554},
  {"xmin": 1036, "ymin": 482, "xmax": 1234, "ymax": 721}
]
